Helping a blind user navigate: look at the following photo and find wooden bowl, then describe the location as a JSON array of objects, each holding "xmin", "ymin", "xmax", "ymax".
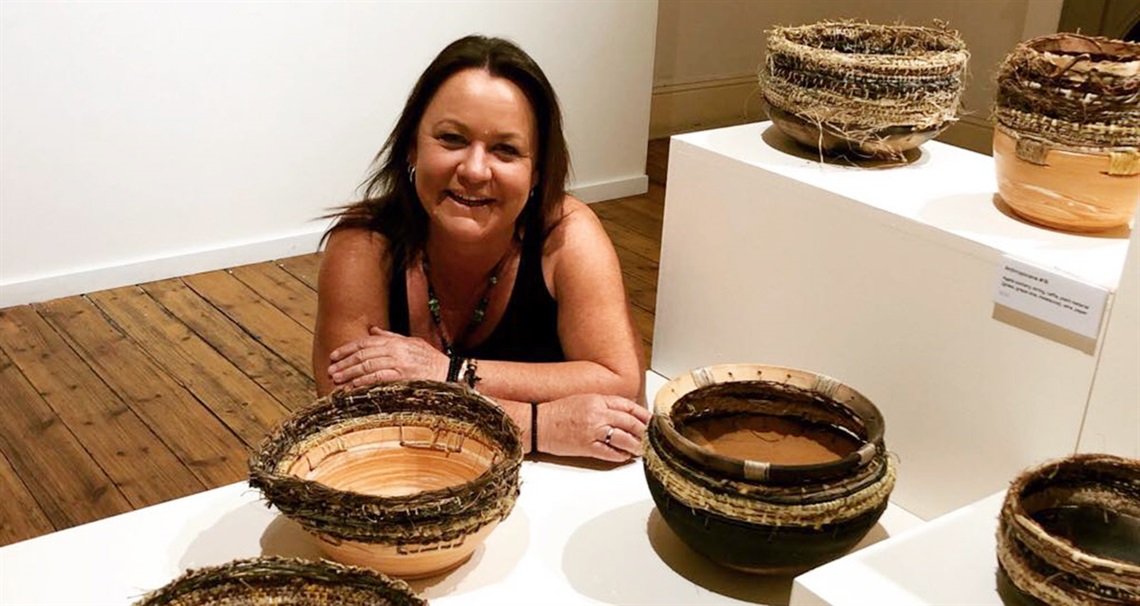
[
  {"xmin": 643, "ymin": 364, "xmax": 895, "ymax": 575},
  {"xmin": 250, "ymin": 381, "xmax": 523, "ymax": 579},
  {"xmin": 134, "ymin": 556, "xmax": 428, "ymax": 605},
  {"xmin": 767, "ymin": 105, "xmax": 947, "ymax": 158},
  {"xmin": 994, "ymin": 128, "xmax": 1140, "ymax": 232},
  {"xmin": 996, "ymin": 454, "xmax": 1140, "ymax": 605}
]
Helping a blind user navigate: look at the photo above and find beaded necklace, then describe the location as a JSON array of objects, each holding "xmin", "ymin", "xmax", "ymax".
[{"xmin": 421, "ymin": 246, "xmax": 512, "ymax": 356}]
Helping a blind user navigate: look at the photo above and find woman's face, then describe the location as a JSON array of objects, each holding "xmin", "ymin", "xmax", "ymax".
[{"xmin": 412, "ymin": 68, "xmax": 539, "ymax": 245}]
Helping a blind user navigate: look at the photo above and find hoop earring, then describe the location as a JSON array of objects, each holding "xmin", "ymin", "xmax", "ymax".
[{"xmin": 407, "ymin": 164, "xmax": 416, "ymax": 185}]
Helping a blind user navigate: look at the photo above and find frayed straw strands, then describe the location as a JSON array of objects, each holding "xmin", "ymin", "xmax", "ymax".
[
  {"xmin": 760, "ymin": 21, "xmax": 969, "ymax": 157},
  {"xmin": 249, "ymin": 381, "xmax": 522, "ymax": 578},
  {"xmin": 134, "ymin": 556, "xmax": 427, "ymax": 606},
  {"xmin": 996, "ymin": 454, "xmax": 1140, "ymax": 606},
  {"xmin": 996, "ymin": 34, "xmax": 1140, "ymax": 152}
]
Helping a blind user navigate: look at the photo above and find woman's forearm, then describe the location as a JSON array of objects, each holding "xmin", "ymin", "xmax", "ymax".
[{"xmin": 462, "ymin": 358, "xmax": 641, "ymax": 403}]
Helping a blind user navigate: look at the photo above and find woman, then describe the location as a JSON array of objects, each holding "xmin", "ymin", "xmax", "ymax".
[{"xmin": 313, "ymin": 35, "xmax": 649, "ymax": 462}]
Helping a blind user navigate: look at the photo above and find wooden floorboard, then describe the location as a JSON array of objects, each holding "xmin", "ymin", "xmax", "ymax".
[
  {"xmin": 0, "ymin": 306, "xmax": 205, "ymax": 513},
  {"xmin": 276, "ymin": 253, "xmax": 322, "ymax": 291},
  {"xmin": 0, "ymin": 138, "xmax": 668, "ymax": 547},
  {"xmin": 0, "ymin": 446, "xmax": 56, "ymax": 545},
  {"xmin": 0, "ymin": 347, "xmax": 130, "ymax": 535},
  {"xmin": 36, "ymin": 297, "xmax": 249, "ymax": 488},
  {"xmin": 141, "ymin": 278, "xmax": 316, "ymax": 413},
  {"xmin": 181, "ymin": 270, "xmax": 315, "ymax": 379},
  {"xmin": 229, "ymin": 262, "xmax": 319, "ymax": 333},
  {"xmin": 87, "ymin": 286, "xmax": 293, "ymax": 449}
]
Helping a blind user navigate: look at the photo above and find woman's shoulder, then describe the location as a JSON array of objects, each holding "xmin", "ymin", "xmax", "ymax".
[
  {"xmin": 544, "ymin": 195, "xmax": 603, "ymax": 246},
  {"xmin": 325, "ymin": 225, "xmax": 392, "ymax": 257},
  {"xmin": 321, "ymin": 226, "xmax": 394, "ymax": 283},
  {"xmin": 541, "ymin": 195, "xmax": 614, "ymax": 271}
]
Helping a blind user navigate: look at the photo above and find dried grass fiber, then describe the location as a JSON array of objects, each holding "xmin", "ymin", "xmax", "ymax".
[
  {"xmin": 134, "ymin": 556, "xmax": 428, "ymax": 606},
  {"xmin": 760, "ymin": 21, "xmax": 969, "ymax": 137},
  {"xmin": 645, "ymin": 379, "xmax": 895, "ymax": 528},
  {"xmin": 996, "ymin": 454, "xmax": 1140, "ymax": 606},
  {"xmin": 249, "ymin": 381, "xmax": 522, "ymax": 547},
  {"xmin": 995, "ymin": 33, "xmax": 1140, "ymax": 151}
]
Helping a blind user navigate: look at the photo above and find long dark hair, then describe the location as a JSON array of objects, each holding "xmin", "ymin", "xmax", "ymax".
[{"xmin": 325, "ymin": 35, "xmax": 570, "ymax": 266}]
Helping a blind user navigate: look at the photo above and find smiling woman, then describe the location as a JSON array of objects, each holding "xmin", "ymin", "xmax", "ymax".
[{"xmin": 313, "ymin": 35, "xmax": 649, "ymax": 463}]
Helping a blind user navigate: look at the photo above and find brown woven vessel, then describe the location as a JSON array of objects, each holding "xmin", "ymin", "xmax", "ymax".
[
  {"xmin": 249, "ymin": 381, "xmax": 522, "ymax": 579},
  {"xmin": 996, "ymin": 454, "xmax": 1140, "ymax": 606},
  {"xmin": 760, "ymin": 21, "xmax": 969, "ymax": 158},
  {"xmin": 134, "ymin": 556, "xmax": 428, "ymax": 605},
  {"xmin": 643, "ymin": 364, "xmax": 895, "ymax": 575},
  {"xmin": 994, "ymin": 34, "xmax": 1140, "ymax": 232}
]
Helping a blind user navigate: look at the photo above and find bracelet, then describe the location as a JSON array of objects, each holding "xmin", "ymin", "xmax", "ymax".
[
  {"xmin": 446, "ymin": 353, "xmax": 463, "ymax": 382},
  {"xmin": 530, "ymin": 402, "xmax": 539, "ymax": 454},
  {"xmin": 462, "ymin": 358, "xmax": 480, "ymax": 389}
]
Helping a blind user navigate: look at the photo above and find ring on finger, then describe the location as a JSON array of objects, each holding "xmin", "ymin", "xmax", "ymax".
[{"xmin": 604, "ymin": 426, "xmax": 615, "ymax": 445}]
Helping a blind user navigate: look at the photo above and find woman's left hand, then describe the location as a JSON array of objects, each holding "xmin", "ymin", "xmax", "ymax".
[{"xmin": 328, "ymin": 327, "xmax": 449, "ymax": 389}]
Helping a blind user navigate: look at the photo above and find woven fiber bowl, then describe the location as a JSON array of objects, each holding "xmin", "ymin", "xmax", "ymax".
[
  {"xmin": 996, "ymin": 454, "xmax": 1140, "ymax": 606},
  {"xmin": 760, "ymin": 21, "xmax": 968, "ymax": 158},
  {"xmin": 250, "ymin": 381, "xmax": 523, "ymax": 579},
  {"xmin": 643, "ymin": 364, "xmax": 895, "ymax": 575},
  {"xmin": 994, "ymin": 34, "xmax": 1140, "ymax": 232},
  {"xmin": 134, "ymin": 556, "xmax": 427, "ymax": 605}
]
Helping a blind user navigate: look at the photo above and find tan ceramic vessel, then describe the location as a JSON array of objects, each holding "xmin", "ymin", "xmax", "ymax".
[{"xmin": 994, "ymin": 129, "xmax": 1140, "ymax": 232}]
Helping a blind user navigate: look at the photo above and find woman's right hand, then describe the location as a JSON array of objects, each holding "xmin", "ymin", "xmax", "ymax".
[{"xmin": 537, "ymin": 394, "xmax": 651, "ymax": 462}]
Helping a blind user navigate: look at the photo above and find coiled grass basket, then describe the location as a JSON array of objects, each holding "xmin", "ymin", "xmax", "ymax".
[
  {"xmin": 134, "ymin": 556, "xmax": 427, "ymax": 606},
  {"xmin": 760, "ymin": 21, "xmax": 969, "ymax": 158},
  {"xmin": 996, "ymin": 454, "xmax": 1140, "ymax": 606},
  {"xmin": 249, "ymin": 381, "xmax": 522, "ymax": 579},
  {"xmin": 644, "ymin": 364, "xmax": 895, "ymax": 574},
  {"xmin": 994, "ymin": 34, "xmax": 1140, "ymax": 232}
]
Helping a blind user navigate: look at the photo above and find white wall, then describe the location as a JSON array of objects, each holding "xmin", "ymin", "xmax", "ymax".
[
  {"xmin": 0, "ymin": 1, "xmax": 658, "ymax": 306},
  {"xmin": 650, "ymin": 0, "xmax": 1063, "ymax": 153}
]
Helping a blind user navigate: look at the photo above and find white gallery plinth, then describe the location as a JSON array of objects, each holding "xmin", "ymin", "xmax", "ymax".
[
  {"xmin": 789, "ymin": 492, "xmax": 1007, "ymax": 605},
  {"xmin": 652, "ymin": 122, "xmax": 1137, "ymax": 520}
]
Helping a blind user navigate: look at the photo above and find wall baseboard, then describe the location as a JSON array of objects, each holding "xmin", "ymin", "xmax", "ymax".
[
  {"xmin": 650, "ymin": 74, "xmax": 766, "ymax": 140},
  {"xmin": 0, "ymin": 175, "xmax": 648, "ymax": 308},
  {"xmin": 0, "ymin": 228, "xmax": 328, "ymax": 308},
  {"xmin": 571, "ymin": 175, "xmax": 649, "ymax": 204}
]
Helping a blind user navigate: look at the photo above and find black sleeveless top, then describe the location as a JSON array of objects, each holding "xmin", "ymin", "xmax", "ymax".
[{"xmin": 388, "ymin": 236, "xmax": 565, "ymax": 362}]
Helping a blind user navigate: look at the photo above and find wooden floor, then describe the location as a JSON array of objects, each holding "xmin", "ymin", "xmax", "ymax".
[{"xmin": 0, "ymin": 139, "xmax": 670, "ymax": 547}]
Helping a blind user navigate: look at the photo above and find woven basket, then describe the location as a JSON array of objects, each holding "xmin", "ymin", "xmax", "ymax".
[
  {"xmin": 249, "ymin": 381, "xmax": 522, "ymax": 579},
  {"xmin": 134, "ymin": 556, "xmax": 427, "ymax": 605},
  {"xmin": 643, "ymin": 364, "xmax": 895, "ymax": 575},
  {"xmin": 760, "ymin": 21, "xmax": 969, "ymax": 158},
  {"xmin": 994, "ymin": 34, "xmax": 1140, "ymax": 232},
  {"xmin": 996, "ymin": 454, "xmax": 1140, "ymax": 606}
]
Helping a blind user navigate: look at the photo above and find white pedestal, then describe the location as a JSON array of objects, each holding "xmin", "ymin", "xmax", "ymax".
[
  {"xmin": 652, "ymin": 123, "xmax": 1135, "ymax": 520},
  {"xmin": 789, "ymin": 492, "xmax": 1007, "ymax": 606}
]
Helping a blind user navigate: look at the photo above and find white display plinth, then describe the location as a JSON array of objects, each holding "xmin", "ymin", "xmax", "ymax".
[
  {"xmin": 0, "ymin": 371, "xmax": 924, "ymax": 605},
  {"xmin": 653, "ymin": 122, "xmax": 1135, "ymax": 520},
  {"xmin": 789, "ymin": 492, "xmax": 1007, "ymax": 606}
]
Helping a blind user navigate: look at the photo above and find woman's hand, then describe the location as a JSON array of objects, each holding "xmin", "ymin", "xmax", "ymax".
[
  {"xmin": 328, "ymin": 327, "xmax": 449, "ymax": 389},
  {"xmin": 538, "ymin": 394, "xmax": 651, "ymax": 462}
]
